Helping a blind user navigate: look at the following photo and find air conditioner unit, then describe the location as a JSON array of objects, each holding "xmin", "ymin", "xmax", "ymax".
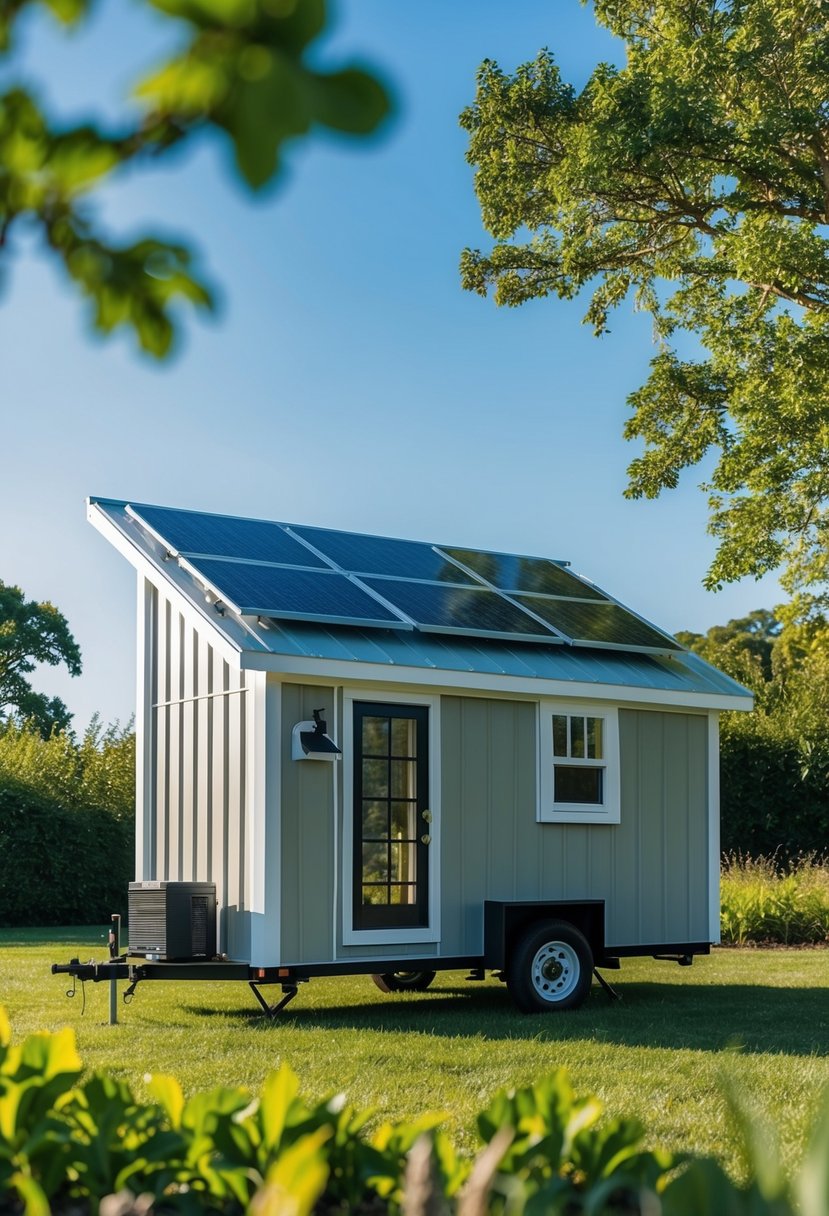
[{"xmin": 128, "ymin": 881, "xmax": 217, "ymax": 961}]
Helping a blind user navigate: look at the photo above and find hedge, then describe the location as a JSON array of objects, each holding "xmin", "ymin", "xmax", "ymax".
[{"xmin": 0, "ymin": 783, "xmax": 133, "ymax": 927}]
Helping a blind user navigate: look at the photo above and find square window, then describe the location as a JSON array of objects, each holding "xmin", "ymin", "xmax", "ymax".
[{"xmin": 538, "ymin": 702, "xmax": 619, "ymax": 824}]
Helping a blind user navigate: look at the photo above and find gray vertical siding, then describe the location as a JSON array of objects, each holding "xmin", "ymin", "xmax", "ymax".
[
  {"xmin": 277, "ymin": 688, "xmax": 710, "ymax": 964},
  {"xmin": 279, "ymin": 683, "xmax": 336, "ymax": 962},
  {"xmin": 441, "ymin": 698, "xmax": 710, "ymax": 953},
  {"xmin": 146, "ymin": 585, "xmax": 254, "ymax": 959}
]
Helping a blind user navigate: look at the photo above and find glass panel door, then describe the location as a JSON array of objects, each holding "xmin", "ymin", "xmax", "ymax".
[{"xmin": 353, "ymin": 702, "xmax": 429, "ymax": 930}]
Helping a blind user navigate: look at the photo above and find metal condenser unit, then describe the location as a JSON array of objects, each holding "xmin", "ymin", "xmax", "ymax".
[{"xmin": 128, "ymin": 881, "xmax": 217, "ymax": 960}]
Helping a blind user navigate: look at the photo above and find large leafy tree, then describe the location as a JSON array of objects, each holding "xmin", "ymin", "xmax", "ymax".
[
  {"xmin": 461, "ymin": 0, "xmax": 829, "ymax": 614},
  {"xmin": 0, "ymin": 0, "xmax": 389, "ymax": 356},
  {"xmin": 0, "ymin": 581, "xmax": 82, "ymax": 736}
]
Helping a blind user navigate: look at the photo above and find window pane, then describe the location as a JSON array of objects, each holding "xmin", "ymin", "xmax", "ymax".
[
  {"xmin": 362, "ymin": 759, "xmax": 388, "ymax": 798},
  {"xmin": 391, "ymin": 717, "xmax": 416, "ymax": 757},
  {"xmin": 554, "ymin": 765, "xmax": 603, "ymax": 804},
  {"xmin": 390, "ymin": 884, "xmax": 417, "ymax": 905},
  {"xmin": 570, "ymin": 716, "xmax": 585, "ymax": 759},
  {"xmin": 390, "ymin": 801, "xmax": 416, "ymax": 838},
  {"xmin": 552, "ymin": 715, "xmax": 568, "ymax": 758},
  {"xmin": 362, "ymin": 842, "xmax": 387, "ymax": 883},
  {"xmin": 362, "ymin": 800, "xmax": 388, "ymax": 839},
  {"xmin": 362, "ymin": 716, "xmax": 389, "ymax": 755},
  {"xmin": 586, "ymin": 717, "xmax": 603, "ymax": 760},
  {"xmin": 390, "ymin": 841, "xmax": 417, "ymax": 882},
  {"xmin": 391, "ymin": 759, "xmax": 416, "ymax": 798},
  {"xmin": 362, "ymin": 885, "xmax": 387, "ymax": 906}
]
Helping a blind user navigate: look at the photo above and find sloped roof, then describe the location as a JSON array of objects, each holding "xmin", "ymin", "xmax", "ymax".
[{"xmin": 88, "ymin": 497, "xmax": 753, "ymax": 709}]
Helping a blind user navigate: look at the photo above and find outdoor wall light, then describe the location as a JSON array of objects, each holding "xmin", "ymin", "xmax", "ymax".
[{"xmin": 292, "ymin": 709, "xmax": 342, "ymax": 761}]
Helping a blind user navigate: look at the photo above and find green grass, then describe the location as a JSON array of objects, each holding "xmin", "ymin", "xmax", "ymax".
[
  {"xmin": 2, "ymin": 929, "xmax": 827, "ymax": 1181},
  {"xmin": 721, "ymin": 854, "xmax": 829, "ymax": 944}
]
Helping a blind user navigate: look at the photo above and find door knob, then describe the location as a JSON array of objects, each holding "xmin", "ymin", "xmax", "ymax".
[
  {"xmin": 422, "ymin": 809, "xmax": 432, "ymax": 823},
  {"xmin": 421, "ymin": 834, "xmax": 431, "ymax": 845}
]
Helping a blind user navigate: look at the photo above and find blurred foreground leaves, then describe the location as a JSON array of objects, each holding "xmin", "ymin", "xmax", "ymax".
[{"xmin": 0, "ymin": 0, "xmax": 390, "ymax": 355}]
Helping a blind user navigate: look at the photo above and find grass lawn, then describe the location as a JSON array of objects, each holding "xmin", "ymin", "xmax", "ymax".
[{"xmin": 1, "ymin": 929, "xmax": 827, "ymax": 1180}]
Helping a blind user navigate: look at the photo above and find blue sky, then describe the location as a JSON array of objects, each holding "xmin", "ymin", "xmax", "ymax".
[{"xmin": 1, "ymin": 0, "xmax": 781, "ymax": 730}]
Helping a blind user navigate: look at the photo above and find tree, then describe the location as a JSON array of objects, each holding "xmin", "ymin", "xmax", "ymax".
[
  {"xmin": 675, "ymin": 608, "xmax": 781, "ymax": 697},
  {"xmin": 0, "ymin": 0, "xmax": 390, "ymax": 356},
  {"xmin": 678, "ymin": 604, "xmax": 829, "ymax": 856},
  {"xmin": 0, "ymin": 581, "xmax": 82, "ymax": 736},
  {"xmin": 461, "ymin": 0, "xmax": 829, "ymax": 615}
]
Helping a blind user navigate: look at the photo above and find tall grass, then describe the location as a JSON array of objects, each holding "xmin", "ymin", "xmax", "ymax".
[{"xmin": 720, "ymin": 854, "xmax": 829, "ymax": 945}]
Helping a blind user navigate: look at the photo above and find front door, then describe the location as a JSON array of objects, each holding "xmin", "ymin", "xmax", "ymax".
[{"xmin": 353, "ymin": 701, "xmax": 430, "ymax": 931}]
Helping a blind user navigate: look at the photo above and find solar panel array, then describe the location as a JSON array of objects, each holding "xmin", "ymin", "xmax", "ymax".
[{"xmin": 126, "ymin": 503, "xmax": 682, "ymax": 655}]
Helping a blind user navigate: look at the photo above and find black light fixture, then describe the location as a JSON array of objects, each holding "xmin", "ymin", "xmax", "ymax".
[{"xmin": 292, "ymin": 708, "xmax": 342, "ymax": 761}]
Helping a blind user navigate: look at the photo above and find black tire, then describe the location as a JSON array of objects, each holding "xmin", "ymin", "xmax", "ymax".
[
  {"xmin": 371, "ymin": 970, "xmax": 436, "ymax": 993},
  {"xmin": 506, "ymin": 919, "xmax": 593, "ymax": 1013}
]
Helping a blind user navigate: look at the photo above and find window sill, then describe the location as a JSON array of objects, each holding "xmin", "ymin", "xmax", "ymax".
[{"xmin": 538, "ymin": 804, "xmax": 621, "ymax": 825}]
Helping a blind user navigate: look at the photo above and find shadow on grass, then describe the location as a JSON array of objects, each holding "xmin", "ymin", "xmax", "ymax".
[{"xmin": 183, "ymin": 979, "xmax": 828, "ymax": 1056}]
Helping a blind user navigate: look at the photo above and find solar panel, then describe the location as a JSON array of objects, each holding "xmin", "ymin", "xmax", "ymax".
[
  {"xmin": 516, "ymin": 596, "xmax": 682, "ymax": 652},
  {"xmin": 189, "ymin": 559, "xmax": 407, "ymax": 626},
  {"xmin": 129, "ymin": 504, "xmax": 327, "ymax": 568},
  {"xmin": 292, "ymin": 527, "xmax": 480, "ymax": 584},
  {"xmin": 118, "ymin": 500, "xmax": 683, "ymax": 654},
  {"xmin": 360, "ymin": 578, "xmax": 563, "ymax": 641},
  {"xmin": 442, "ymin": 548, "xmax": 607, "ymax": 600}
]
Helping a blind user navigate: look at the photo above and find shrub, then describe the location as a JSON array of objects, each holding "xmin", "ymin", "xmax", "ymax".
[
  {"xmin": 0, "ymin": 784, "xmax": 132, "ymax": 927},
  {"xmin": 0, "ymin": 1010, "xmax": 827, "ymax": 1216},
  {"xmin": 719, "ymin": 714, "xmax": 829, "ymax": 860},
  {"xmin": 720, "ymin": 855, "xmax": 829, "ymax": 945},
  {"xmin": 0, "ymin": 717, "xmax": 135, "ymax": 821}
]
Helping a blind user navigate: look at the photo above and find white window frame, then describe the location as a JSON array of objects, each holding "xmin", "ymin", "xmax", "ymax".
[
  {"xmin": 342, "ymin": 689, "xmax": 441, "ymax": 946},
  {"xmin": 537, "ymin": 700, "xmax": 620, "ymax": 824}
]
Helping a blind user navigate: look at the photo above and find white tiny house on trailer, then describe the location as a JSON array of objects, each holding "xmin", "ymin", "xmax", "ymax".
[{"xmin": 84, "ymin": 497, "xmax": 752, "ymax": 1013}]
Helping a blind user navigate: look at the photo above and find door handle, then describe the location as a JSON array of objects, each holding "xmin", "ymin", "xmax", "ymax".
[
  {"xmin": 420, "ymin": 834, "xmax": 431, "ymax": 845},
  {"xmin": 422, "ymin": 809, "xmax": 432, "ymax": 823}
]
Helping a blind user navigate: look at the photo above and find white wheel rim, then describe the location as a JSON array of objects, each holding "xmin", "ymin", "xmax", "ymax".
[{"xmin": 530, "ymin": 941, "xmax": 580, "ymax": 1002}]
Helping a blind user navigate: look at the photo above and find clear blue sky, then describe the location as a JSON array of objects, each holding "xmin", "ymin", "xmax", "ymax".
[{"xmin": 1, "ymin": 0, "xmax": 781, "ymax": 731}]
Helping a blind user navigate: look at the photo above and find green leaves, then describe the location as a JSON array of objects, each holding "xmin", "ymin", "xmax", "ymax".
[
  {"xmin": 0, "ymin": 581, "xmax": 81, "ymax": 737},
  {"xmin": 0, "ymin": 0, "xmax": 391, "ymax": 354},
  {"xmin": 135, "ymin": 0, "xmax": 390, "ymax": 189},
  {"xmin": 462, "ymin": 1, "xmax": 829, "ymax": 604}
]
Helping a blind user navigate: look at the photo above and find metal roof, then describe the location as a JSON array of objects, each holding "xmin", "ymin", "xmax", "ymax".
[
  {"xmin": 250, "ymin": 618, "xmax": 750, "ymax": 699},
  {"xmin": 88, "ymin": 496, "xmax": 753, "ymax": 707}
]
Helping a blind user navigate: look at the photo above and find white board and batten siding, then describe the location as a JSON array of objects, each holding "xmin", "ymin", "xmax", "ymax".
[{"xmin": 136, "ymin": 576, "xmax": 276, "ymax": 963}]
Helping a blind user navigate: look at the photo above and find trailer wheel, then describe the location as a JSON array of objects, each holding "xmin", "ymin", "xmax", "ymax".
[
  {"xmin": 371, "ymin": 970, "xmax": 436, "ymax": 993},
  {"xmin": 507, "ymin": 920, "xmax": 593, "ymax": 1013}
]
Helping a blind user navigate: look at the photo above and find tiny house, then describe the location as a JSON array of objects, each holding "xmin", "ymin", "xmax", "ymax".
[{"xmin": 86, "ymin": 497, "xmax": 751, "ymax": 1013}]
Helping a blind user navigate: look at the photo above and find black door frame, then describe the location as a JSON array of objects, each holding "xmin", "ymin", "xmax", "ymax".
[{"xmin": 352, "ymin": 700, "xmax": 430, "ymax": 931}]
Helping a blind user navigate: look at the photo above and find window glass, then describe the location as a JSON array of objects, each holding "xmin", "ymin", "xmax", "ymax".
[
  {"xmin": 362, "ymin": 801, "xmax": 387, "ymax": 838},
  {"xmin": 390, "ymin": 801, "xmax": 416, "ymax": 837},
  {"xmin": 391, "ymin": 717, "xmax": 416, "ymax": 757},
  {"xmin": 586, "ymin": 717, "xmax": 603, "ymax": 759},
  {"xmin": 390, "ymin": 759, "xmax": 416, "ymax": 798},
  {"xmin": 552, "ymin": 715, "xmax": 568, "ymax": 757},
  {"xmin": 554, "ymin": 765, "xmax": 603, "ymax": 804},
  {"xmin": 570, "ymin": 716, "xmax": 585, "ymax": 758},
  {"xmin": 362, "ymin": 759, "xmax": 388, "ymax": 798},
  {"xmin": 362, "ymin": 716, "xmax": 389, "ymax": 755}
]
